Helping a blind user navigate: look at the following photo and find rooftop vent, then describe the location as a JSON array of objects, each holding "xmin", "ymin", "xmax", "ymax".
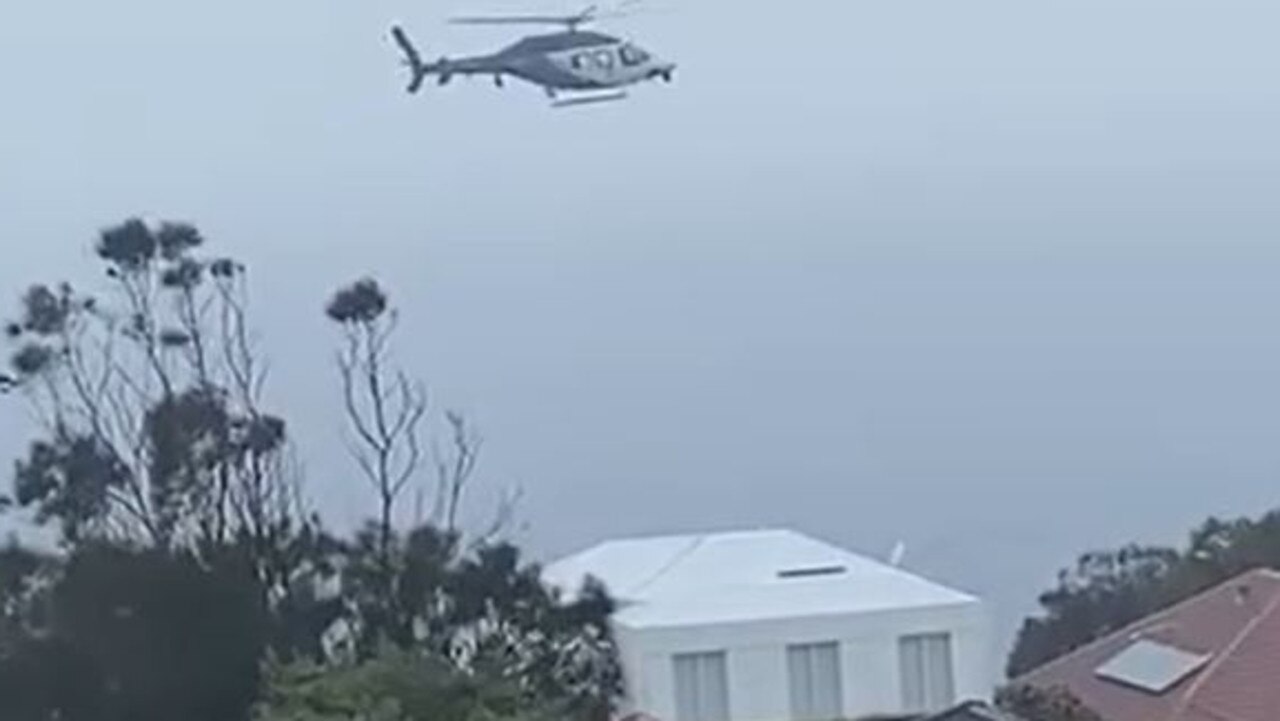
[
  {"xmin": 1236, "ymin": 583, "xmax": 1252, "ymax": 607},
  {"xmin": 777, "ymin": 565, "xmax": 846, "ymax": 579}
]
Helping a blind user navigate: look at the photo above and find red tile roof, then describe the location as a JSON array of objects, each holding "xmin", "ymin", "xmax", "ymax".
[{"xmin": 1014, "ymin": 568, "xmax": 1280, "ymax": 721}]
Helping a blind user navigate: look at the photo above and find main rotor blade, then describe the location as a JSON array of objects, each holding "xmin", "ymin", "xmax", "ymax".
[
  {"xmin": 449, "ymin": 15, "xmax": 584, "ymax": 25},
  {"xmin": 450, "ymin": 5, "xmax": 598, "ymax": 27}
]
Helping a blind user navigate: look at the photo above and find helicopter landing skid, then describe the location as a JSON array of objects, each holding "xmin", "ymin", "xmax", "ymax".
[{"xmin": 551, "ymin": 91, "xmax": 629, "ymax": 108}]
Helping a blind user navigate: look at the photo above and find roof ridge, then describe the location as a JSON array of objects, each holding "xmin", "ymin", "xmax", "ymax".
[
  {"xmin": 1172, "ymin": 589, "xmax": 1280, "ymax": 721},
  {"xmin": 623, "ymin": 534, "xmax": 708, "ymax": 597},
  {"xmin": 1014, "ymin": 567, "xmax": 1280, "ymax": 683},
  {"xmin": 597, "ymin": 527, "xmax": 792, "ymax": 547}
]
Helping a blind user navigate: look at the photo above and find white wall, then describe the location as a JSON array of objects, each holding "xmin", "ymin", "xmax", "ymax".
[{"xmin": 615, "ymin": 602, "xmax": 992, "ymax": 721}]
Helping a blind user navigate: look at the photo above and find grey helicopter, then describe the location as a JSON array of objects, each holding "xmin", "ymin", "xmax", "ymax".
[{"xmin": 390, "ymin": 5, "xmax": 676, "ymax": 107}]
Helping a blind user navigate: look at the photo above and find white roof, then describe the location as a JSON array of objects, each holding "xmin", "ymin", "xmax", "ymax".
[{"xmin": 544, "ymin": 528, "xmax": 977, "ymax": 629}]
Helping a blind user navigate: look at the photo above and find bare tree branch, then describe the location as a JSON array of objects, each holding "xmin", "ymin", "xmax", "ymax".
[
  {"xmin": 469, "ymin": 486, "xmax": 524, "ymax": 552},
  {"xmin": 440, "ymin": 411, "xmax": 481, "ymax": 535},
  {"xmin": 327, "ymin": 280, "xmax": 428, "ymax": 568}
]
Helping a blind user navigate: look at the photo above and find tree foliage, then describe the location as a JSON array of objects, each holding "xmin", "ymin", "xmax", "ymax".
[
  {"xmin": 0, "ymin": 220, "xmax": 624, "ymax": 721},
  {"xmin": 996, "ymin": 684, "xmax": 1103, "ymax": 721},
  {"xmin": 3, "ymin": 218, "xmax": 300, "ymax": 557},
  {"xmin": 0, "ymin": 545, "xmax": 268, "ymax": 721},
  {"xmin": 1008, "ymin": 510, "xmax": 1280, "ymax": 677},
  {"xmin": 334, "ymin": 524, "xmax": 622, "ymax": 721},
  {"xmin": 255, "ymin": 649, "xmax": 559, "ymax": 721}
]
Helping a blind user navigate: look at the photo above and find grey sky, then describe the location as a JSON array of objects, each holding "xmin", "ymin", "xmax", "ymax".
[{"xmin": 2, "ymin": 0, "xmax": 1279, "ymax": 654}]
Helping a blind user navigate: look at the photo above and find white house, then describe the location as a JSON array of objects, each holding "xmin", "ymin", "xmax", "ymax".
[{"xmin": 544, "ymin": 529, "xmax": 993, "ymax": 721}]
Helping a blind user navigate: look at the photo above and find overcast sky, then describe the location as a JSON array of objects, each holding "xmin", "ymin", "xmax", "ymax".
[{"xmin": 2, "ymin": 0, "xmax": 1280, "ymax": 653}]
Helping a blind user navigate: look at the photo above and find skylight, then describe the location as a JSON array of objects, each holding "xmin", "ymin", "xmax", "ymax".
[
  {"xmin": 1094, "ymin": 639, "xmax": 1212, "ymax": 695},
  {"xmin": 777, "ymin": 565, "xmax": 847, "ymax": 579}
]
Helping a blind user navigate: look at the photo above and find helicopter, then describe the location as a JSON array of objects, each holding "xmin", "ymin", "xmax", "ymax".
[{"xmin": 390, "ymin": 5, "xmax": 676, "ymax": 107}]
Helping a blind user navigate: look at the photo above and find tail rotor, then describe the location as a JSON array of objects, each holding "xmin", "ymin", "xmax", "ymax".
[{"xmin": 390, "ymin": 25, "xmax": 431, "ymax": 93}]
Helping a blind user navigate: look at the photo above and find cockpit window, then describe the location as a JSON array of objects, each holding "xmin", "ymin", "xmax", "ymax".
[{"xmin": 620, "ymin": 45, "xmax": 651, "ymax": 66}]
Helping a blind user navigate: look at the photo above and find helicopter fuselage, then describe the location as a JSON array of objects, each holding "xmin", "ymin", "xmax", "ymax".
[
  {"xmin": 506, "ymin": 31, "xmax": 671, "ymax": 90},
  {"xmin": 427, "ymin": 31, "xmax": 674, "ymax": 93}
]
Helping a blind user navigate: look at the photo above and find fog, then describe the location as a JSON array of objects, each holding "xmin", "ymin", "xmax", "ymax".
[{"xmin": 2, "ymin": 0, "xmax": 1279, "ymax": 651}]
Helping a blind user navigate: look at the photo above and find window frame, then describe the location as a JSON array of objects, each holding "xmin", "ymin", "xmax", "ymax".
[
  {"xmin": 672, "ymin": 650, "xmax": 730, "ymax": 721},
  {"xmin": 787, "ymin": 641, "xmax": 844, "ymax": 721},
  {"xmin": 897, "ymin": 632, "xmax": 956, "ymax": 714}
]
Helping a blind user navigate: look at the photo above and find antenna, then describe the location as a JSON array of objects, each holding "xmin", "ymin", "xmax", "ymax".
[{"xmin": 889, "ymin": 541, "xmax": 907, "ymax": 567}]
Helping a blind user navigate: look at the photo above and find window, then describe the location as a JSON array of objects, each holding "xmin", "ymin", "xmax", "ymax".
[
  {"xmin": 620, "ymin": 45, "xmax": 651, "ymax": 66},
  {"xmin": 569, "ymin": 51, "xmax": 610, "ymax": 70},
  {"xmin": 673, "ymin": 651, "xmax": 730, "ymax": 721},
  {"xmin": 788, "ymin": 642, "xmax": 844, "ymax": 720},
  {"xmin": 1094, "ymin": 640, "xmax": 1211, "ymax": 693},
  {"xmin": 898, "ymin": 633, "xmax": 955, "ymax": 713}
]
